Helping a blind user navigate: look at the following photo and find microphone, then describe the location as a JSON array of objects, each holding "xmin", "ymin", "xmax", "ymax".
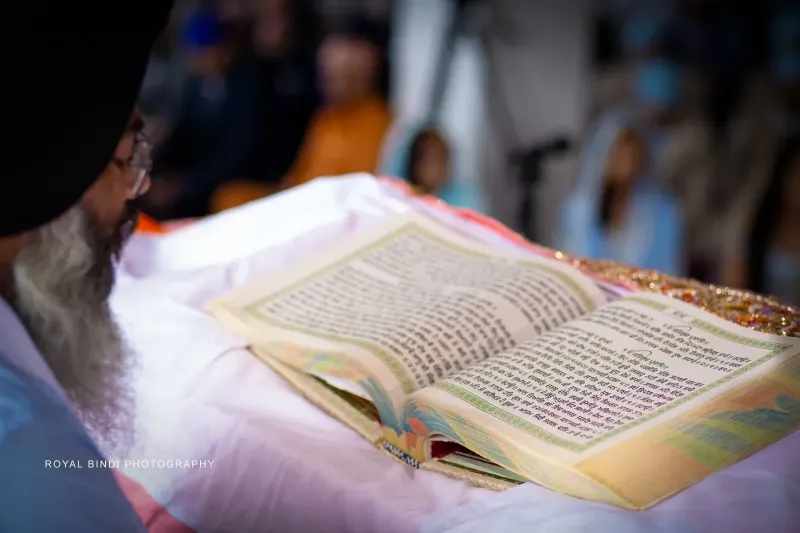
[
  {"xmin": 509, "ymin": 135, "xmax": 573, "ymax": 241},
  {"xmin": 509, "ymin": 136, "xmax": 573, "ymax": 185},
  {"xmin": 510, "ymin": 136, "xmax": 572, "ymax": 160}
]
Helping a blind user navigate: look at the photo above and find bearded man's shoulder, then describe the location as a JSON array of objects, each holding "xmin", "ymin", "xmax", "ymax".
[{"xmin": 0, "ymin": 357, "xmax": 145, "ymax": 532}]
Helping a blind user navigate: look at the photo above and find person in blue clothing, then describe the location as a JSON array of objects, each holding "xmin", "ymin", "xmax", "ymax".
[
  {"xmin": 0, "ymin": 1, "xmax": 172, "ymax": 531},
  {"xmin": 557, "ymin": 123, "xmax": 686, "ymax": 277},
  {"xmin": 405, "ymin": 129, "xmax": 452, "ymax": 195}
]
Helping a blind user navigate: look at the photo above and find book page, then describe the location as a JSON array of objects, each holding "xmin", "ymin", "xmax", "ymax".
[
  {"xmin": 417, "ymin": 292, "xmax": 800, "ymax": 464},
  {"xmin": 207, "ymin": 211, "xmax": 605, "ymax": 415}
]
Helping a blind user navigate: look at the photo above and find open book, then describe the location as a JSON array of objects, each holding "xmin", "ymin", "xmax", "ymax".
[{"xmin": 207, "ymin": 211, "xmax": 800, "ymax": 510}]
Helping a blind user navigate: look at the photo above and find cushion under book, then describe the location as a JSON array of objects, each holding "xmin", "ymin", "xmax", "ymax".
[{"xmin": 206, "ymin": 210, "xmax": 800, "ymax": 510}]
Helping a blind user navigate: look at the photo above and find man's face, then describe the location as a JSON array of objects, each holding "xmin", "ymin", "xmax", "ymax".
[
  {"xmin": 83, "ymin": 112, "xmax": 147, "ymax": 256},
  {"xmin": 9, "ymin": 112, "xmax": 145, "ymax": 457}
]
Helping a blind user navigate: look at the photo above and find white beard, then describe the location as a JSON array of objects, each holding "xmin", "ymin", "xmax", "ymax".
[{"xmin": 11, "ymin": 203, "xmax": 134, "ymax": 457}]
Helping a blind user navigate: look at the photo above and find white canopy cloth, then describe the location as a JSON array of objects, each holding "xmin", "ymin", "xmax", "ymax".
[{"xmin": 113, "ymin": 175, "xmax": 800, "ymax": 533}]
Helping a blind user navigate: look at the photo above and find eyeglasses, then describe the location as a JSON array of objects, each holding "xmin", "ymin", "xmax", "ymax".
[{"xmin": 112, "ymin": 130, "xmax": 152, "ymax": 198}]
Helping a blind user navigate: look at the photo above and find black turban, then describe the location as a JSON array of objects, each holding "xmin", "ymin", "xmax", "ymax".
[{"xmin": 0, "ymin": 1, "xmax": 173, "ymax": 237}]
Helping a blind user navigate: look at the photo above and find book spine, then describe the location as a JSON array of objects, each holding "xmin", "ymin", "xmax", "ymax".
[{"xmin": 382, "ymin": 441, "xmax": 420, "ymax": 469}]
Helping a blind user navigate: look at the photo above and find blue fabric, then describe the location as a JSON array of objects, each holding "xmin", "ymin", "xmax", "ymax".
[
  {"xmin": 556, "ymin": 110, "xmax": 685, "ymax": 277},
  {"xmin": 437, "ymin": 181, "xmax": 483, "ymax": 211},
  {"xmin": 0, "ymin": 357, "xmax": 145, "ymax": 532},
  {"xmin": 380, "ymin": 123, "xmax": 483, "ymax": 212},
  {"xmin": 183, "ymin": 10, "xmax": 224, "ymax": 48},
  {"xmin": 559, "ymin": 186, "xmax": 684, "ymax": 276},
  {"xmin": 635, "ymin": 59, "xmax": 684, "ymax": 110}
]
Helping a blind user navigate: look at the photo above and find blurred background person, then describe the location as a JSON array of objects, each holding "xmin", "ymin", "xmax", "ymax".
[
  {"xmin": 382, "ymin": 127, "xmax": 451, "ymax": 195},
  {"xmin": 133, "ymin": 0, "xmax": 797, "ymax": 297},
  {"xmin": 210, "ymin": 12, "xmax": 392, "ymax": 212},
  {"xmin": 287, "ymin": 11, "xmax": 392, "ymax": 185},
  {"xmin": 558, "ymin": 126, "xmax": 685, "ymax": 277},
  {"xmin": 590, "ymin": 8, "xmax": 707, "ymax": 121},
  {"xmin": 243, "ymin": 0, "xmax": 321, "ymax": 188},
  {"xmin": 591, "ymin": 10, "xmax": 671, "ymax": 119},
  {"xmin": 379, "ymin": 125, "xmax": 480, "ymax": 210},
  {"xmin": 144, "ymin": 9, "xmax": 262, "ymax": 220},
  {"xmin": 216, "ymin": 0, "xmax": 253, "ymax": 53},
  {"xmin": 281, "ymin": 12, "xmax": 391, "ymax": 186},
  {"xmin": 566, "ymin": 37, "xmax": 713, "ymax": 278}
]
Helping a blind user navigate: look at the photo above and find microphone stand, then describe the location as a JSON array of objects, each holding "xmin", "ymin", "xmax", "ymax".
[
  {"xmin": 510, "ymin": 137, "xmax": 572, "ymax": 242},
  {"xmin": 424, "ymin": 0, "xmax": 480, "ymax": 124}
]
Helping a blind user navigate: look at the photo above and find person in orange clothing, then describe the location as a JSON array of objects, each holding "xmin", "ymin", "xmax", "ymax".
[{"xmin": 210, "ymin": 14, "xmax": 392, "ymax": 212}]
